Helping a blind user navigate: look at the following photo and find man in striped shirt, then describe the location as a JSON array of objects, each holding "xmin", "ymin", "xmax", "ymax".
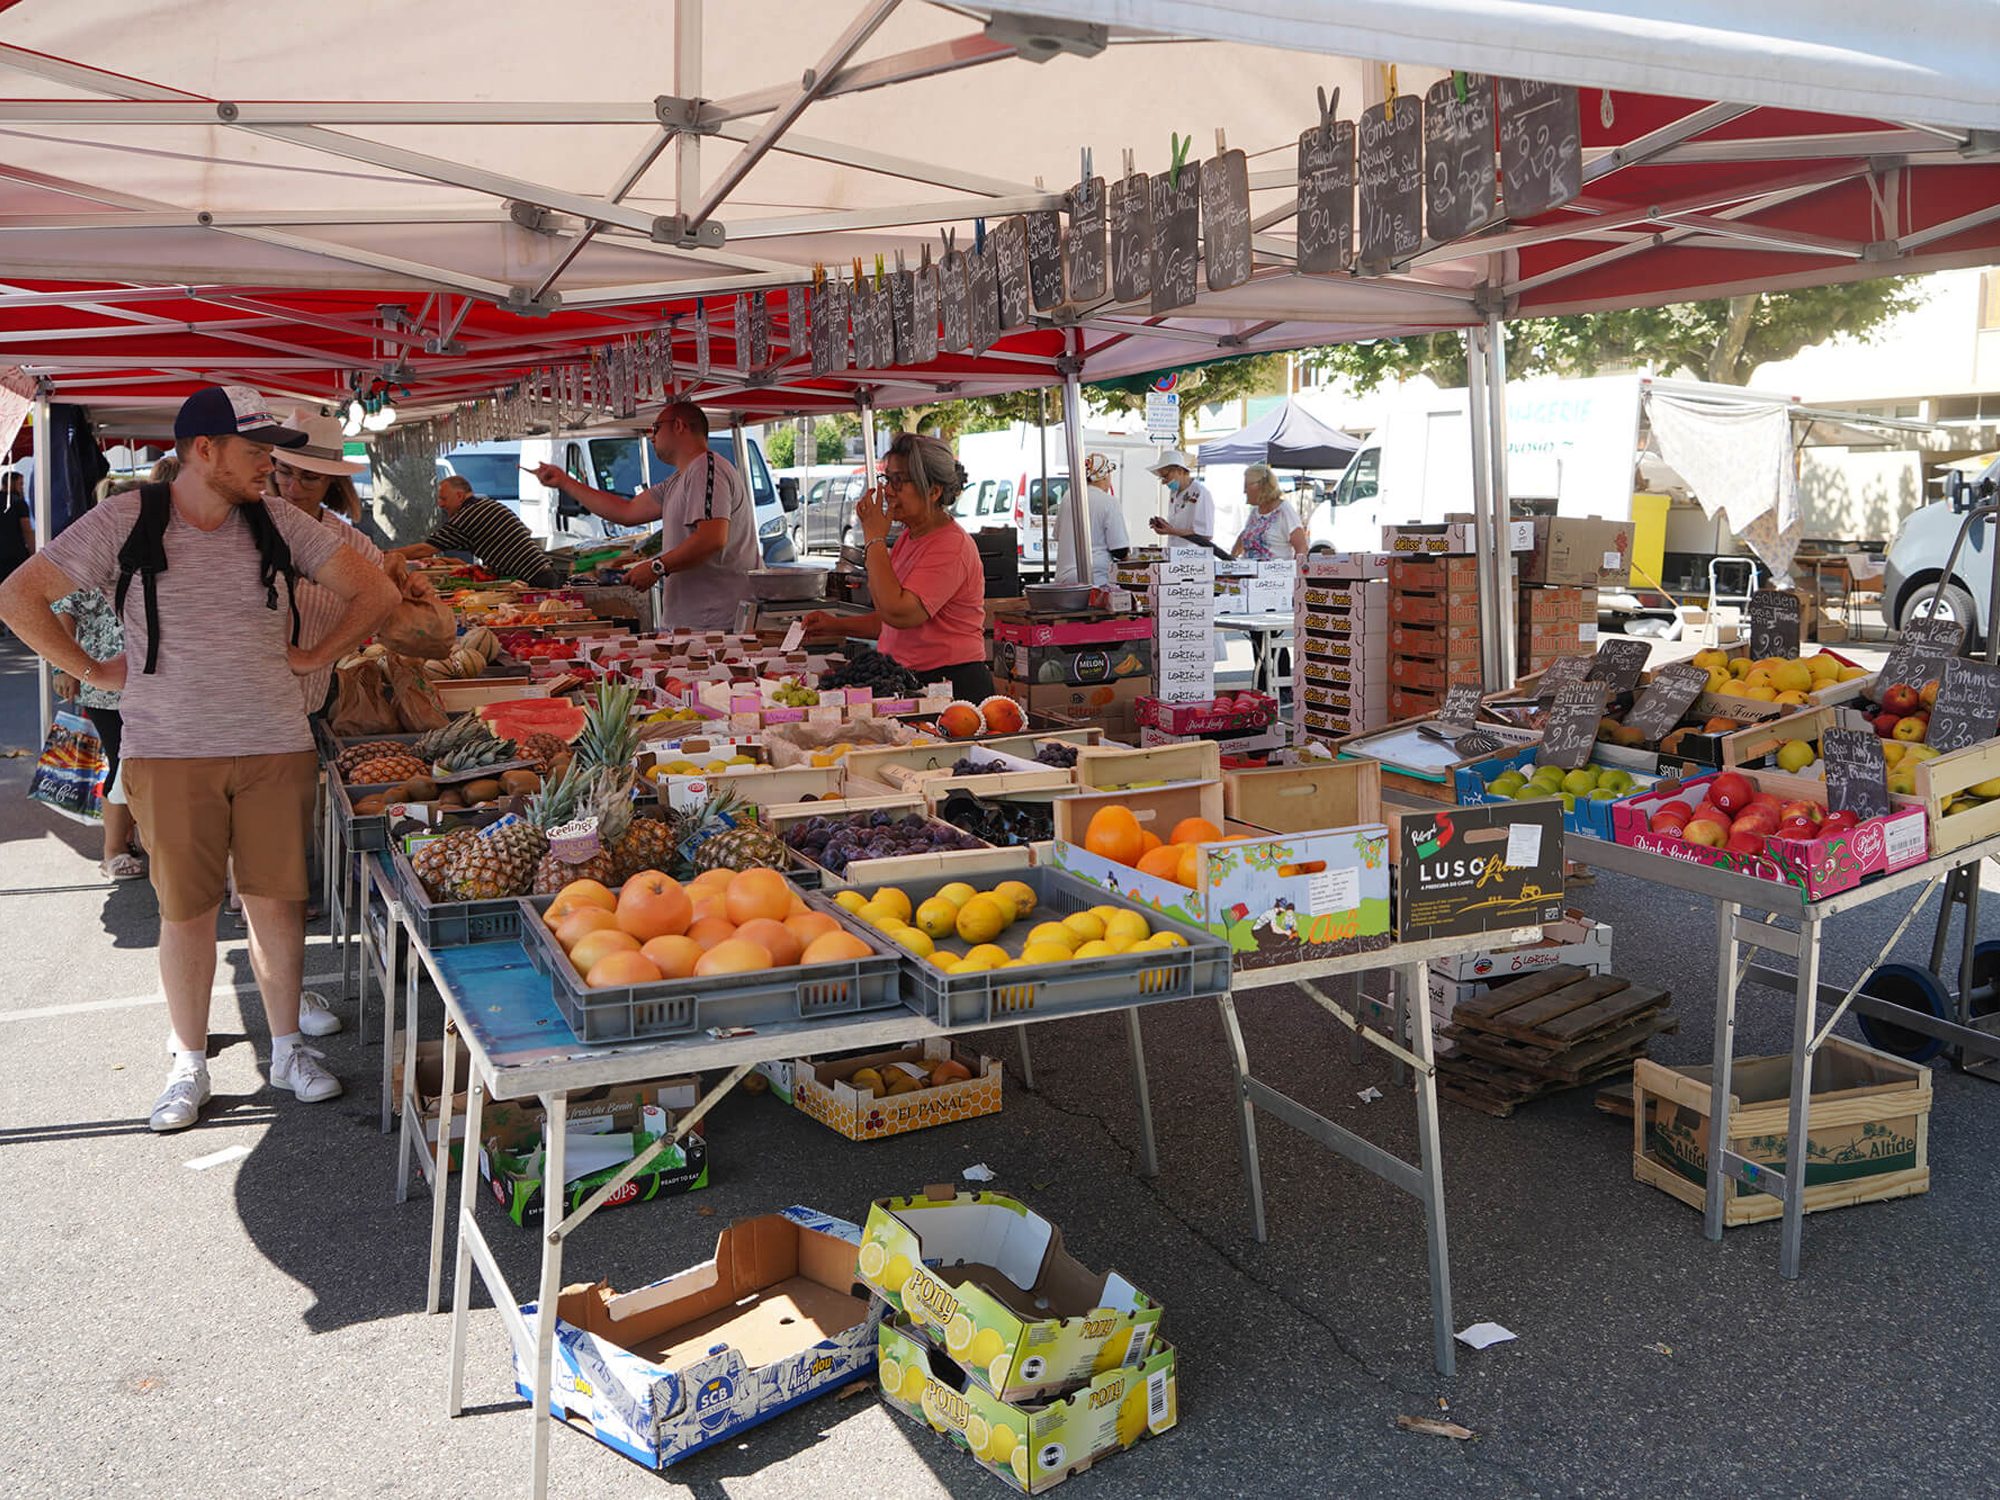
[{"xmin": 396, "ymin": 476, "xmax": 564, "ymax": 584}]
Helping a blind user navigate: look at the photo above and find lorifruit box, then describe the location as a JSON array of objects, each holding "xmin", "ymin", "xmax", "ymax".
[
  {"xmin": 856, "ymin": 1188, "xmax": 1164, "ymax": 1403},
  {"xmin": 516, "ymin": 1207, "xmax": 880, "ymax": 1468}
]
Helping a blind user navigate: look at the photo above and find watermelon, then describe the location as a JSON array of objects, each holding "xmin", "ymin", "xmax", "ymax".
[{"xmin": 477, "ymin": 697, "xmax": 586, "ymax": 744}]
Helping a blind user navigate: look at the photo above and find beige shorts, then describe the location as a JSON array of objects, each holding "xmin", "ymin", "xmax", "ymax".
[{"xmin": 124, "ymin": 751, "xmax": 319, "ymax": 922}]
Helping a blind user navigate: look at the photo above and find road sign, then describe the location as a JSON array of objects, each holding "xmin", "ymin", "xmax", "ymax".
[{"xmin": 1145, "ymin": 390, "xmax": 1180, "ymax": 441}]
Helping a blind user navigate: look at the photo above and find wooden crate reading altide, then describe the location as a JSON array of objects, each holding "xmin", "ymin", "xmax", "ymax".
[
  {"xmin": 1437, "ymin": 964, "xmax": 1674, "ymax": 1117},
  {"xmin": 1631, "ymin": 1037, "xmax": 1931, "ymax": 1227}
]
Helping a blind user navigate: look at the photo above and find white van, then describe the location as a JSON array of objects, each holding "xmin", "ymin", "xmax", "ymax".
[{"xmin": 956, "ymin": 425, "xmax": 1162, "ymax": 564}]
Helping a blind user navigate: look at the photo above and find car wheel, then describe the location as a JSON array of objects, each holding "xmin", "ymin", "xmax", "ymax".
[{"xmin": 1898, "ymin": 579, "xmax": 1977, "ymax": 640}]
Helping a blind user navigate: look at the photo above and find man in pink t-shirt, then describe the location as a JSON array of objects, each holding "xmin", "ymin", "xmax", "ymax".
[{"xmin": 0, "ymin": 387, "xmax": 399, "ymax": 1134}]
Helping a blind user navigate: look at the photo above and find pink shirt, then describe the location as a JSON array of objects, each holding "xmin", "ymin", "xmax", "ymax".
[{"xmin": 877, "ymin": 521, "xmax": 986, "ymax": 672}]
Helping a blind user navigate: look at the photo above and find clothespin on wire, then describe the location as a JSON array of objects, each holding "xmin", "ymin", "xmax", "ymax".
[
  {"xmin": 873, "ymin": 253, "xmax": 886, "ymax": 289},
  {"xmin": 940, "ymin": 227, "xmax": 956, "ymax": 260},
  {"xmin": 1384, "ymin": 65, "xmax": 1397, "ymax": 123},
  {"xmin": 1453, "ymin": 70, "xmax": 1467, "ymax": 103},
  {"xmin": 1081, "ymin": 146, "xmax": 1093, "ymax": 188},
  {"xmin": 973, "ymin": 217, "xmax": 986, "ymax": 255},
  {"xmin": 1169, "ymin": 131, "xmax": 1190, "ymax": 190},
  {"xmin": 852, "ymin": 256, "xmax": 864, "ymax": 289},
  {"xmin": 919, "ymin": 242, "xmax": 932, "ymax": 270},
  {"xmin": 1215, "ymin": 128, "xmax": 1227, "ymax": 156},
  {"xmin": 1122, "ymin": 147, "xmax": 1135, "ymax": 183},
  {"xmin": 1317, "ymin": 85, "xmax": 1339, "ymax": 146}
]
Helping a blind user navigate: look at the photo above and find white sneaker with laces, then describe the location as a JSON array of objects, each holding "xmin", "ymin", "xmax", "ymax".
[
  {"xmin": 150, "ymin": 1058, "xmax": 212, "ymax": 1133},
  {"xmin": 297, "ymin": 989, "xmax": 343, "ymax": 1038},
  {"xmin": 270, "ymin": 1043, "xmax": 343, "ymax": 1103}
]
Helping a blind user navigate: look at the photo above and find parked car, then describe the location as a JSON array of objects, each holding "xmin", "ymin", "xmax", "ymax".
[
  {"xmin": 1881, "ymin": 461, "xmax": 2000, "ymax": 644},
  {"xmin": 798, "ymin": 468, "xmax": 868, "ymax": 551}
]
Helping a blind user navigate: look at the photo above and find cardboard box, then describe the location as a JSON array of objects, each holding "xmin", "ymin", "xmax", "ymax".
[
  {"xmin": 992, "ymin": 614, "xmax": 1155, "ymax": 687},
  {"xmin": 1389, "ymin": 686, "xmax": 1445, "ymax": 720},
  {"xmin": 1299, "ymin": 657, "xmax": 1385, "ymax": 691},
  {"xmin": 1300, "ymin": 552, "xmax": 1394, "ymax": 579},
  {"xmin": 1299, "ymin": 679, "xmax": 1388, "ymax": 712},
  {"xmin": 1297, "ymin": 577, "xmax": 1390, "ymax": 612},
  {"xmin": 479, "ymin": 1081, "xmax": 708, "ymax": 1227},
  {"xmin": 1296, "ymin": 605, "xmax": 1391, "ymax": 641},
  {"xmin": 879, "ymin": 1315, "xmax": 1178, "ymax": 1494},
  {"xmin": 1390, "ymin": 555, "xmax": 1481, "ymax": 592},
  {"xmin": 1051, "ymin": 782, "xmax": 1391, "ymax": 968},
  {"xmin": 995, "ymin": 675, "xmax": 1148, "ymax": 735},
  {"xmin": 793, "ymin": 1039, "xmax": 1002, "ymax": 1141},
  {"xmin": 1388, "ymin": 588, "xmax": 1481, "ymax": 626},
  {"xmin": 1396, "ymin": 801, "xmax": 1566, "ymax": 940},
  {"xmin": 1518, "ymin": 585, "xmax": 1583, "ymax": 623},
  {"xmin": 1389, "ymin": 620, "xmax": 1483, "ymax": 661},
  {"xmin": 1632, "ymin": 1039, "xmax": 1930, "ymax": 1226},
  {"xmin": 1523, "ymin": 515, "xmax": 1633, "ymax": 587},
  {"xmin": 1391, "ymin": 654, "xmax": 1484, "ymax": 691},
  {"xmin": 1381, "ymin": 518, "xmax": 1535, "ymax": 555},
  {"xmin": 857, "ymin": 1188, "xmax": 1166, "ymax": 1402},
  {"xmin": 1428, "ymin": 910, "xmax": 1613, "ymax": 982},
  {"xmin": 517, "ymin": 1207, "xmax": 881, "ymax": 1468}
]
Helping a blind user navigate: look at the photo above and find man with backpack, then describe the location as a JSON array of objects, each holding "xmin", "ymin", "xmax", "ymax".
[{"xmin": 0, "ymin": 387, "xmax": 400, "ymax": 1132}]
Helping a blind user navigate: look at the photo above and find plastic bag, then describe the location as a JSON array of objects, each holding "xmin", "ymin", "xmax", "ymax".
[
  {"xmin": 28, "ymin": 708, "xmax": 105, "ymax": 824},
  {"xmin": 375, "ymin": 557, "xmax": 457, "ymax": 660},
  {"xmin": 386, "ymin": 654, "xmax": 449, "ymax": 733},
  {"xmin": 330, "ymin": 661, "xmax": 400, "ymax": 736}
]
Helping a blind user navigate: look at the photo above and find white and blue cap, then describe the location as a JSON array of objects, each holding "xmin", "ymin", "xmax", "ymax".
[{"xmin": 174, "ymin": 384, "xmax": 309, "ymax": 448}]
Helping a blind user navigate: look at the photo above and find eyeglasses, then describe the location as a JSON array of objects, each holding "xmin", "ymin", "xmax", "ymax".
[
  {"xmin": 273, "ymin": 464, "xmax": 330, "ymax": 485},
  {"xmin": 878, "ymin": 470, "xmax": 917, "ymax": 492}
]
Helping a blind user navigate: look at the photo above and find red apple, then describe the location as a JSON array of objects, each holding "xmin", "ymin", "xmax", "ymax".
[
  {"xmin": 1654, "ymin": 800, "xmax": 1695, "ymax": 822},
  {"xmin": 1649, "ymin": 811, "xmax": 1688, "ymax": 837},
  {"xmin": 1710, "ymin": 772, "xmax": 1754, "ymax": 814},
  {"xmin": 1749, "ymin": 793, "xmax": 1786, "ymax": 814},
  {"xmin": 1778, "ymin": 800, "xmax": 1823, "ymax": 825},
  {"xmin": 1684, "ymin": 817, "xmax": 1730, "ymax": 847},
  {"xmin": 1777, "ymin": 816, "xmax": 1820, "ymax": 840},
  {"xmin": 1819, "ymin": 810, "xmax": 1860, "ymax": 834},
  {"xmin": 1919, "ymin": 681, "xmax": 1941, "ymax": 709},
  {"xmin": 1872, "ymin": 713, "xmax": 1902, "ymax": 738},
  {"xmin": 1693, "ymin": 803, "xmax": 1727, "ymax": 825},
  {"xmin": 1732, "ymin": 809, "xmax": 1779, "ymax": 836},
  {"xmin": 1881, "ymin": 683, "xmax": 1922, "ymax": 716},
  {"xmin": 1726, "ymin": 831, "xmax": 1766, "ymax": 856}
]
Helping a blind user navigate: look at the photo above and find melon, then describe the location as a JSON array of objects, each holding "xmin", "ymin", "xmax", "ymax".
[{"xmin": 476, "ymin": 697, "xmax": 587, "ymax": 744}]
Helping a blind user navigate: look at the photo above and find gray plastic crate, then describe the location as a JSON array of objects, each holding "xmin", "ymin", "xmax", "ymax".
[
  {"xmin": 518, "ymin": 893, "xmax": 905, "ymax": 1043},
  {"xmin": 333, "ymin": 778, "xmax": 395, "ymax": 854},
  {"xmin": 807, "ymin": 866, "xmax": 1232, "ymax": 1029},
  {"xmin": 389, "ymin": 845, "xmax": 523, "ymax": 948}
]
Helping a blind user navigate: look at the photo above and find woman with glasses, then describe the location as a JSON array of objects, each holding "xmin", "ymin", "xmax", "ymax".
[
  {"xmin": 273, "ymin": 410, "xmax": 386, "ymax": 718},
  {"xmin": 801, "ymin": 432, "xmax": 993, "ymax": 701}
]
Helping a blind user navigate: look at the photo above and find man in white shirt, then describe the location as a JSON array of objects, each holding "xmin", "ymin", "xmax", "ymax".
[
  {"xmin": 531, "ymin": 401, "xmax": 759, "ymax": 628},
  {"xmin": 1146, "ymin": 449, "xmax": 1217, "ymax": 553},
  {"xmin": 1052, "ymin": 456, "xmax": 1133, "ymax": 588}
]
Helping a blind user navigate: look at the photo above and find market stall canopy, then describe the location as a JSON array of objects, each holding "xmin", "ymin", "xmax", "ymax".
[
  {"xmin": 1198, "ymin": 400, "xmax": 1362, "ymax": 470},
  {"xmin": 0, "ymin": 1, "xmax": 1996, "ymax": 436}
]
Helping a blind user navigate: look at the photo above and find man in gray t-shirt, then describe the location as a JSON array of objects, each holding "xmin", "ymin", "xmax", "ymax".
[{"xmin": 531, "ymin": 400, "xmax": 758, "ymax": 628}]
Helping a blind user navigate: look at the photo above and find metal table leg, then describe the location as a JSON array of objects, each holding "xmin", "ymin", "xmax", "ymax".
[
  {"xmin": 1403, "ymin": 959, "xmax": 1455, "ymax": 1378},
  {"xmin": 1704, "ymin": 900, "xmax": 1743, "ymax": 1242},
  {"xmin": 1216, "ymin": 993, "xmax": 1267, "ymax": 1242},
  {"xmin": 424, "ymin": 1002, "xmax": 456, "ymax": 1317},
  {"xmin": 376, "ymin": 885, "xmax": 402, "ymax": 1135},
  {"xmin": 446, "ymin": 1069, "xmax": 487, "ymax": 1415},
  {"xmin": 1779, "ymin": 914, "xmax": 1824, "ymax": 1280},
  {"xmin": 1013, "ymin": 1024, "xmax": 1035, "ymax": 1090},
  {"xmin": 528, "ymin": 1093, "xmax": 567, "ymax": 1499},
  {"xmin": 1126, "ymin": 1008, "xmax": 1158, "ymax": 1179}
]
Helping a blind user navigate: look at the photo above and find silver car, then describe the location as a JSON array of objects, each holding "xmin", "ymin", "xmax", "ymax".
[{"xmin": 1881, "ymin": 460, "xmax": 1999, "ymax": 643}]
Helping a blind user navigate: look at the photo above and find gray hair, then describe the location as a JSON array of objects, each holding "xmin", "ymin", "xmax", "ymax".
[
  {"xmin": 1244, "ymin": 463, "xmax": 1281, "ymax": 505},
  {"xmin": 887, "ymin": 431, "xmax": 968, "ymax": 510}
]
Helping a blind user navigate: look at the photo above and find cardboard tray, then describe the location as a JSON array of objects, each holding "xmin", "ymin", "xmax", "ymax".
[
  {"xmin": 518, "ymin": 893, "xmax": 906, "ymax": 1043},
  {"xmin": 807, "ymin": 866, "xmax": 1231, "ymax": 1030}
]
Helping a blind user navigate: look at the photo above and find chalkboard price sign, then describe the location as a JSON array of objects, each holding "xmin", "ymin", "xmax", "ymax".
[
  {"xmin": 745, "ymin": 289, "xmax": 771, "ymax": 369},
  {"xmin": 1534, "ymin": 653, "xmax": 1594, "ymax": 700},
  {"xmin": 966, "ymin": 241, "xmax": 1000, "ymax": 353},
  {"xmin": 1748, "ymin": 590, "xmax": 1803, "ymax": 660},
  {"xmin": 693, "ymin": 302, "xmax": 712, "ymax": 380},
  {"xmin": 1586, "ymin": 636, "xmax": 1652, "ymax": 696},
  {"xmin": 938, "ymin": 249, "xmax": 969, "ymax": 354},
  {"xmin": 1422, "ymin": 74, "xmax": 1496, "ymax": 243},
  {"xmin": 1438, "ymin": 679, "xmax": 1484, "ymax": 728},
  {"xmin": 851, "ymin": 276, "xmax": 893, "ymax": 370},
  {"xmin": 1878, "ymin": 615, "xmax": 1965, "ymax": 695},
  {"xmin": 1066, "ymin": 176, "xmax": 1108, "ymax": 302},
  {"xmin": 1296, "ymin": 120, "xmax": 1355, "ymax": 275},
  {"xmin": 1201, "ymin": 148, "xmax": 1254, "ymax": 291},
  {"xmin": 1625, "ymin": 661, "xmax": 1708, "ymax": 743},
  {"xmin": 1149, "ymin": 161, "xmax": 1201, "ymax": 314},
  {"xmin": 1025, "ymin": 209, "xmax": 1065, "ymax": 311},
  {"xmin": 1109, "ymin": 173, "xmax": 1153, "ymax": 303},
  {"xmin": 1542, "ymin": 682, "xmax": 1611, "ymax": 770},
  {"xmin": 909, "ymin": 264, "xmax": 939, "ymax": 364},
  {"xmin": 1927, "ymin": 656, "xmax": 2000, "ymax": 755},
  {"xmin": 1823, "ymin": 726, "xmax": 1892, "ymax": 822},
  {"xmin": 993, "ymin": 215, "xmax": 1031, "ymax": 329},
  {"xmin": 809, "ymin": 278, "xmax": 845, "ymax": 375},
  {"xmin": 888, "ymin": 266, "xmax": 916, "ymax": 365},
  {"xmin": 1496, "ymin": 78, "xmax": 1582, "ymax": 218},
  {"xmin": 1356, "ymin": 97, "xmax": 1422, "ymax": 266}
]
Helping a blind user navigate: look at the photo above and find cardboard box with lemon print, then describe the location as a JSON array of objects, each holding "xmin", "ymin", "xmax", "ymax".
[
  {"xmin": 878, "ymin": 1315, "xmax": 1178, "ymax": 1493},
  {"xmin": 857, "ymin": 1189, "xmax": 1164, "ymax": 1402}
]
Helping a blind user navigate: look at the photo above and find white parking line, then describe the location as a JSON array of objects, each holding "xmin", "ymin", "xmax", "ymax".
[{"xmin": 0, "ymin": 969, "xmax": 348, "ymax": 1023}]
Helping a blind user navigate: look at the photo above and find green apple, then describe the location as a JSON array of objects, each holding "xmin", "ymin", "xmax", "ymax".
[
  {"xmin": 1561, "ymin": 767, "xmax": 1601, "ymax": 795},
  {"xmin": 1599, "ymin": 768, "xmax": 1634, "ymax": 793},
  {"xmin": 1589, "ymin": 787, "xmax": 1621, "ymax": 800}
]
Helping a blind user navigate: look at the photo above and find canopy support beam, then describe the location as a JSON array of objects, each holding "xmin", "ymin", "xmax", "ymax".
[
  {"xmin": 1059, "ymin": 332, "xmax": 1091, "ymax": 594},
  {"xmin": 31, "ymin": 378, "xmax": 52, "ymax": 741}
]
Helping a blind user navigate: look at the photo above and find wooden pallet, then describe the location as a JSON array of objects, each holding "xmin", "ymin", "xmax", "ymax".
[{"xmin": 1436, "ymin": 965, "xmax": 1673, "ymax": 1117}]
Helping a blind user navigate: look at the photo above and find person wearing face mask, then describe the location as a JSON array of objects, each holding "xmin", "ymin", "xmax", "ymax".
[
  {"xmin": 1145, "ymin": 449, "xmax": 1216, "ymax": 553},
  {"xmin": 798, "ymin": 432, "xmax": 993, "ymax": 701}
]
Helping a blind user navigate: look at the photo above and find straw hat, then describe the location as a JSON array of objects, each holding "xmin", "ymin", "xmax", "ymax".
[{"xmin": 278, "ymin": 408, "xmax": 367, "ymax": 475}]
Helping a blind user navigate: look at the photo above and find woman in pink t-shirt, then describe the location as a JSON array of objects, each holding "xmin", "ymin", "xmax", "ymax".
[{"xmin": 802, "ymin": 432, "xmax": 992, "ymax": 701}]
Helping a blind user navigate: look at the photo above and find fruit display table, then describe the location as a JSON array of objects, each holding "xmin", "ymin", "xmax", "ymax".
[{"xmin": 1567, "ymin": 828, "xmax": 2000, "ymax": 1278}]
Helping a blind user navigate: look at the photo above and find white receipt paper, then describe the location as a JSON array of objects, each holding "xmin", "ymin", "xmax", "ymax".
[
  {"xmin": 1504, "ymin": 822, "xmax": 1543, "ymax": 869},
  {"xmin": 1307, "ymin": 866, "xmax": 1360, "ymax": 913},
  {"xmin": 780, "ymin": 620, "xmax": 805, "ymax": 652},
  {"xmin": 1456, "ymin": 1322, "xmax": 1518, "ymax": 1350}
]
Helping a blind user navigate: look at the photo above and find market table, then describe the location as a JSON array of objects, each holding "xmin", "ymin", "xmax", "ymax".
[
  {"xmin": 399, "ymin": 909, "xmax": 1514, "ymax": 1497},
  {"xmin": 1567, "ymin": 830, "xmax": 2000, "ymax": 1277},
  {"xmin": 1214, "ymin": 612, "xmax": 1294, "ymax": 697}
]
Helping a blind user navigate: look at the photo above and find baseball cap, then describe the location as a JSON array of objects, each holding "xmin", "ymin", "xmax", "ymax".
[{"xmin": 174, "ymin": 385, "xmax": 309, "ymax": 448}]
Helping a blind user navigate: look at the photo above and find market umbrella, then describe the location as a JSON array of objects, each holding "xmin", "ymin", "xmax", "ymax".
[{"xmin": 1197, "ymin": 400, "xmax": 1363, "ymax": 470}]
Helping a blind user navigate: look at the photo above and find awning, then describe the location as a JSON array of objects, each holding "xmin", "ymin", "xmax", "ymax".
[{"xmin": 1198, "ymin": 399, "xmax": 1363, "ymax": 469}]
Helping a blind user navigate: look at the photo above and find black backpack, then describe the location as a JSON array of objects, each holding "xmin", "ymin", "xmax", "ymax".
[{"xmin": 115, "ymin": 482, "xmax": 301, "ymax": 675}]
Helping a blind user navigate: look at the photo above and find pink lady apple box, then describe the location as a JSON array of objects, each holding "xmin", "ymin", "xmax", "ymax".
[{"xmin": 1609, "ymin": 772, "xmax": 1928, "ymax": 902}]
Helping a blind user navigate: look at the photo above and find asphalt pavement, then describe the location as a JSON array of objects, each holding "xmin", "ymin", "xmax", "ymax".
[{"xmin": 2, "ymin": 631, "xmax": 1996, "ymax": 1500}]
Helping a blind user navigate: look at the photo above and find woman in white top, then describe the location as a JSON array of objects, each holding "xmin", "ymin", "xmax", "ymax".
[
  {"xmin": 1053, "ymin": 454, "xmax": 1132, "ymax": 588},
  {"xmin": 1146, "ymin": 449, "xmax": 1216, "ymax": 553},
  {"xmin": 1231, "ymin": 463, "xmax": 1307, "ymax": 562}
]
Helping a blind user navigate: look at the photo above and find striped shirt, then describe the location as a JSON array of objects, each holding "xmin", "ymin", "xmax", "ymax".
[
  {"xmin": 297, "ymin": 510, "xmax": 384, "ymax": 713},
  {"xmin": 424, "ymin": 495, "xmax": 554, "ymax": 582}
]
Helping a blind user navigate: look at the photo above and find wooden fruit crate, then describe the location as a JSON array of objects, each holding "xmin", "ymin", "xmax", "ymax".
[
  {"xmin": 1911, "ymin": 736, "xmax": 2000, "ymax": 856},
  {"xmin": 1720, "ymin": 704, "xmax": 1835, "ymax": 771},
  {"xmin": 1073, "ymin": 738, "xmax": 1222, "ymax": 791},
  {"xmin": 1631, "ymin": 1036, "xmax": 1930, "ymax": 1227},
  {"xmin": 1223, "ymin": 758, "xmax": 1382, "ymax": 834}
]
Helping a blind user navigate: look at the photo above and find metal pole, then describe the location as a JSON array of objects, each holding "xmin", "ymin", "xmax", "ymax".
[
  {"xmin": 1058, "ymin": 333, "xmax": 1090, "ymax": 584},
  {"xmin": 1465, "ymin": 327, "xmax": 1502, "ymax": 691},
  {"xmin": 32, "ymin": 380, "xmax": 52, "ymax": 740},
  {"xmin": 673, "ymin": 0, "xmax": 701, "ymax": 216},
  {"xmin": 857, "ymin": 393, "xmax": 878, "ymax": 492},
  {"xmin": 1482, "ymin": 311, "xmax": 1517, "ymax": 688},
  {"xmin": 1038, "ymin": 386, "xmax": 1052, "ymax": 584}
]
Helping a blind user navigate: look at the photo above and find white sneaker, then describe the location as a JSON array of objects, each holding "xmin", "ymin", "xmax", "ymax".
[
  {"xmin": 297, "ymin": 989, "xmax": 343, "ymax": 1038},
  {"xmin": 270, "ymin": 1044, "xmax": 343, "ymax": 1103},
  {"xmin": 150, "ymin": 1058, "xmax": 212, "ymax": 1133}
]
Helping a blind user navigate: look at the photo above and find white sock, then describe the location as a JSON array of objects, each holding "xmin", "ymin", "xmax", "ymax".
[
  {"xmin": 174, "ymin": 1048, "xmax": 206, "ymax": 1074},
  {"xmin": 272, "ymin": 1030, "xmax": 303, "ymax": 1063}
]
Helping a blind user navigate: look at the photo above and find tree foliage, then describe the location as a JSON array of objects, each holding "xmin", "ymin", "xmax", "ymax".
[
  {"xmin": 1302, "ymin": 280, "xmax": 1926, "ymax": 392},
  {"xmin": 1092, "ymin": 353, "xmax": 1290, "ymax": 445}
]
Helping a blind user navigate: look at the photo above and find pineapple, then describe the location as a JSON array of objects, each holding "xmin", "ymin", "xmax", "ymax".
[
  {"xmin": 575, "ymin": 681, "xmax": 641, "ymax": 771},
  {"xmin": 447, "ymin": 819, "xmax": 546, "ymax": 901},
  {"xmin": 616, "ymin": 809, "xmax": 675, "ymax": 882},
  {"xmin": 676, "ymin": 784, "xmax": 787, "ymax": 872},
  {"xmin": 411, "ymin": 829, "xmax": 474, "ymax": 900},
  {"xmin": 532, "ymin": 765, "xmax": 629, "ymax": 893}
]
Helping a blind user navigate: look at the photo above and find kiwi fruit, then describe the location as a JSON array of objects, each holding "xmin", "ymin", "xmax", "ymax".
[
  {"xmin": 499, "ymin": 769, "xmax": 541, "ymax": 796},
  {"xmin": 438, "ymin": 788, "xmax": 466, "ymax": 809},
  {"xmin": 462, "ymin": 777, "xmax": 502, "ymax": 804},
  {"xmin": 352, "ymin": 795, "xmax": 387, "ymax": 815},
  {"xmin": 401, "ymin": 774, "xmax": 439, "ymax": 802}
]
